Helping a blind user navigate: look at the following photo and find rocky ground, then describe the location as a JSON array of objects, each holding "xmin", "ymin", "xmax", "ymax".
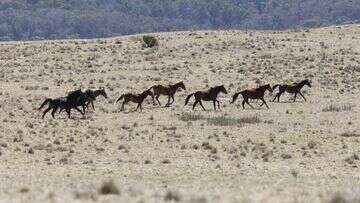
[{"xmin": 0, "ymin": 24, "xmax": 359, "ymax": 202}]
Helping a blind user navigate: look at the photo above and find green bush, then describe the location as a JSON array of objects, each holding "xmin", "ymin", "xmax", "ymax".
[{"xmin": 142, "ymin": 35, "xmax": 158, "ymax": 48}]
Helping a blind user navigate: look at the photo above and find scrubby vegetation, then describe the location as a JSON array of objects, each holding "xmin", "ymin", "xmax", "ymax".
[{"xmin": 0, "ymin": 0, "xmax": 359, "ymax": 40}]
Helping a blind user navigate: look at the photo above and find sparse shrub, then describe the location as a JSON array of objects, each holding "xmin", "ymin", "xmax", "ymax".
[
  {"xmin": 143, "ymin": 35, "xmax": 158, "ymax": 48},
  {"xmin": 164, "ymin": 190, "xmax": 181, "ymax": 202},
  {"xmin": 99, "ymin": 180, "xmax": 120, "ymax": 195},
  {"xmin": 328, "ymin": 193, "xmax": 347, "ymax": 203}
]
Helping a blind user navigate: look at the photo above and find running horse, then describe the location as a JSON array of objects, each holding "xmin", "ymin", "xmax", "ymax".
[
  {"xmin": 39, "ymin": 89, "xmax": 87, "ymax": 118},
  {"xmin": 116, "ymin": 88, "xmax": 154, "ymax": 112},
  {"xmin": 150, "ymin": 81, "xmax": 186, "ymax": 107},
  {"xmin": 231, "ymin": 84, "xmax": 273, "ymax": 109},
  {"xmin": 84, "ymin": 88, "xmax": 108, "ymax": 110},
  {"xmin": 185, "ymin": 85, "xmax": 228, "ymax": 110},
  {"xmin": 272, "ymin": 79, "xmax": 312, "ymax": 102}
]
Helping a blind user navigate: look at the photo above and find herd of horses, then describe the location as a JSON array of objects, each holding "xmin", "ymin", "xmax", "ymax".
[{"xmin": 39, "ymin": 79, "xmax": 312, "ymax": 119}]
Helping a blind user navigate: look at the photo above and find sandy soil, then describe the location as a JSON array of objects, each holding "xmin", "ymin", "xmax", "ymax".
[{"xmin": 0, "ymin": 24, "xmax": 359, "ymax": 203}]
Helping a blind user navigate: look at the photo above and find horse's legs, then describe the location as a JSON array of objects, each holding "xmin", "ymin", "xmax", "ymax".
[
  {"xmin": 293, "ymin": 93, "xmax": 297, "ymax": 102},
  {"xmin": 156, "ymin": 95, "xmax": 161, "ymax": 106},
  {"xmin": 42, "ymin": 107, "xmax": 52, "ymax": 119},
  {"xmin": 170, "ymin": 95, "xmax": 175, "ymax": 104},
  {"xmin": 272, "ymin": 94, "xmax": 278, "ymax": 102},
  {"xmin": 273, "ymin": 92, "xmax": 281, "ymax": 102},
  {"xmin": 245, "ymin": 99, "xmax": 255, "ymax": 109},
  {"xmin": 261, "ymin": 98, "xmax": 269, "ymax": 109},
  {"xmin": 298, "ymin": 92, "xmax": 307, "ymax": 101},
  {"xmin": 192, "ymin": 100, "xmax": 198, "ymax": 110},
  {"xmin": 213, "ymin": 100, "xmax": 217, "ymax": 110},
  {"xmin": 86, "ymin": 101, "xmax": 91, "ymax": 109},
  {"xmin": 66, "ymin": 109, "xmax": 71, "ymax": 118},
  {"xmin": 242, "ymin": 100, "xmax": 246, "ymax": 109},
  {"xmin": 216, "ymin": 99, "xmax": 220, "ymax": 109},
  {"xmin": 199, "ymin": 101, "xmax": 206, "ymax": 111},
  {"xmin": 91, "ymin": 101, "xmax": 95, "ymax": 110},
  {"xmin": 75, "ymin": 107, "xmax": 84, "ymax": 115},
  {"xmin": 165, "ymin": 96, "xmax": 171, "ymax": 107},
  {"xmin": 51, "ymin": 106, "xmax": 58, "ymax": 118},
  {"xmin": 136, "ymin": 103, "xmax": 142, "ymax": 112},
  {"xmin": 82, "ymin": 105, "xmax": 86, "ymax": 115},
  {"xmin": 121, "ymin": 102, "xmax": 125, "ymax": 111}
]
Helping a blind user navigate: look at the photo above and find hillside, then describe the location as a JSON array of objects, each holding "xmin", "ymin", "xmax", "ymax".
[
  {"xmin": 0, "ymin": 25, "xmax": 359, "ymax": 202},
  {"xmin": 0, "ymin": 0, "xmax": 360, "ymax": 40}
]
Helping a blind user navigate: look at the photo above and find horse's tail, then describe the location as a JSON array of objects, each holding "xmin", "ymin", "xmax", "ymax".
[
  {"xmin": 39, "ymin": 98, "xmax": 52, "ymax": 110},
  {"xmin": 272, "ymin": 84, "xmax": 281, "ymax": 91},
  {"xmin": 184, "ymin": 93, "xmax": 195, "ymax": 106},
  {"xmin": 116, "ymin": 95, "xmax": 125, "ymax": 103},
  {"xmin": 231, "ymin": 92, "xmax": 243, "ymax": 104}
]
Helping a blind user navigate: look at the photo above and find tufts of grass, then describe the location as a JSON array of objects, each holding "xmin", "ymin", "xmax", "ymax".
[
  {"xmin": 340, "ymin": 131, "xmax": 360, "ymax": 137},
  {"xmin": 179, "ymin": 113, "xmax": 205, "ymax": 122},
  {"xmin": 322, "ymin": 104, "xmax": 354, "ymax": 112},
  {"xmin": 179, "ymin": 113, "xmax": 260, "ymax": 127},
  {"xmin": 207, "ymin": 115, "xmax": 260, "ymax": 127}
]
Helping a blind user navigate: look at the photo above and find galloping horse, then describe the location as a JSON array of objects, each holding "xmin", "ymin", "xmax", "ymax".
[
  {"xmin": 150, "ymin": 81, "xmax": 186, "ymax": 107},
  {"xmin": 116, "ymin": 88, "xmax": 154, "ymax": 112},
  {"xmin": 39, "ymin": 90, "xmax": 87, "ymax": 119},
  {"xmin": 231, "ymin": 84, "xmax": 273, "ymax": 109},
  {"xmin": 84, "ymin": 88, "xmax": 108, "ymax": 110},
  {"xmin": 185, "ymin": 85, "xmax": 228, "ymax": 110},
  {"xmin": 58, "ymin": 89, "xmax": 90, "ymax": 115},
  {"xmin": 272, "ymin": 79, "xmax": 312, "ymax": 102}
]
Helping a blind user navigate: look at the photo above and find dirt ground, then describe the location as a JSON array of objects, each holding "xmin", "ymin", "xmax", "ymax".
[{"xmin": 0, "ymin": 24, "xmax": 359, "ymax": 203}]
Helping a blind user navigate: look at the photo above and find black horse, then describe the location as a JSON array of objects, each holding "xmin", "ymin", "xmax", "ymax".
[
  {"xmin": 58, "ymin": 89, "xmax": 91, "ymax": 115},
  {"xmin": 39, "ymin": 89, "xmax": 89, "ymax": 119}
]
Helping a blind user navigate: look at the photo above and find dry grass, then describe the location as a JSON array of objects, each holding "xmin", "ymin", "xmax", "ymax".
[
  {"xmin": 0, "ymin": 24, "xmax": 359, "ymax": 202},
  {"xmin": 322, "ymin": 104, "xmax": 354, "ymax": 112},
  {"xmin": 206, "ymin": 115, "xmax": 260, "ymax": 126}
]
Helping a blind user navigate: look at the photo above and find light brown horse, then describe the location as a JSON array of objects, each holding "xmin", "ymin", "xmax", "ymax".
[
  {"xmin": 272, "ymin": 79, "xmax": 312, "ymax": 102},
  {"xmin": 84, "ymin": 88, "xmax": 108, "ymax": 110},
  {"xmin": 231, "ymin": 84, "xmax": 273, "ymax": 109},
  {"xmin": 150, "ymin": 81, "xmax": 186, "ymax": 107},
  {"xmin": 185, "ymin": 85, "xmax": 228, "ymax": 111},
  {"xmin": 116, "ymin": 88, "xmax": 154, "ymax": 112}
]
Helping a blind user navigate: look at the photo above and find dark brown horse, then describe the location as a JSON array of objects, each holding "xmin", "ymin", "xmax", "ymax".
[
  {"xmin": 116, "ymin": 88, "xmax": 154, "ymax": 112},
  {"xmin": 84, "ymin": 88, "xmax": 108, "ymax": 110},
  {"xmin": 272, "ymin": 79, "xmax": 312, "ymax": 102},
  {"xmin": 231, "ymin": 84, "xmax": 273, "ymax": 109},
  {"xmin": 185, "ymin": 85, "xmax": 227, "ymax": 110},
  {"xmin": 150, "ymin": 81, "xmax": 186, "ymax": 107}
]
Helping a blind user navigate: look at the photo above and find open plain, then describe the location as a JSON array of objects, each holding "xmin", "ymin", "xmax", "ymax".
[{"xmin": 0, "ymin": 24, "xmax": 359, "ymax": 202}]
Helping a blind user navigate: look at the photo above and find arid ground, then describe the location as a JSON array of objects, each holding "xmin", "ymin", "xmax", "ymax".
[{"xmin": 0, "ymin": 24, "xmax": 359, "ymax": 203}]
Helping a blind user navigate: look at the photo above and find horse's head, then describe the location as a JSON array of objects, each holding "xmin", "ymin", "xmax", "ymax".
[
  {"xmin": 144, "ymin": 88, "xmax": 154, "ymax": 98},
  {"xmin": 178, "ymin": 81, "xmax": 186, "ymax": 90},
  {"xmin": 264, "ymin": 84, "xmax": 273, "ymax": 93},
  {"xmin": 304, "ymin": 79, "xmax": 312, "ymax": 88},
  {"xmin": 219, "ymin": 85, "xmax": 228, "ymax": 94}
]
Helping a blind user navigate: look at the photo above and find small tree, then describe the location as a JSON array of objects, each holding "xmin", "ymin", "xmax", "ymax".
[{"xmin": 142, "ymin": 35, "xmax": 158, "ymax": 48}]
